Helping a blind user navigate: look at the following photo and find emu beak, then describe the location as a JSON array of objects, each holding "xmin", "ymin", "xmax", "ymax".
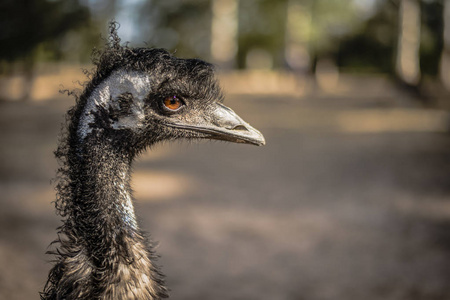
[
  {"xmin": 206, "ymin": 103, "xmax": 265, "ymax": 146},
  {"xmin": 169, "ymin": 103, "xmax": 265, "ymax": 146}
]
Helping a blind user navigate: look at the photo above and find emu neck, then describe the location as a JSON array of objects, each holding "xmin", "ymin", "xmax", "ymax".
[
  {"xmin": 58, "ymin": 132, "xmax": 166, "ymax": 299},
  {"xmin": 75, "ymin": 136, "xmax": 138, "ymax": 234}
]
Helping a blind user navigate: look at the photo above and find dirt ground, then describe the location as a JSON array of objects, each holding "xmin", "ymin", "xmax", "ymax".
[{"xmin": 1, "ymin": 79, "xmax": 450, "ymax": 299}]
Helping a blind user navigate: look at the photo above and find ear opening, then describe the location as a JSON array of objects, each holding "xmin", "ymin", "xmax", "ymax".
[
  {"xmin": 109, "ymin": 93, "xmax": 146, "ymax": 130},
  {"xmin": 116, "ymin": 92, "xmax": 134, "ymax": 115}
]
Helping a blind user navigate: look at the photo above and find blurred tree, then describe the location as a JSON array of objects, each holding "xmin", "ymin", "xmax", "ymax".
[
  {"xmin": 307, "ymin": 0, "xmax": 363, "ymax": 64},
  {"xmin": 0, "ymin": 0, "xmax": 91, "ymax": 63},
  {"xmin": 338, "ymin": 1, "xmax": 397, "ymax": 73},
  {"xmin": 135, "ymin": 0, "xmax": 400, "ymax": 73},
  {"xmin": 211, "ymin": 0, "xmax": 238, "ymax": 69},
  {"xmin": 237, "ymin": 0, "xmax": 288, "ymax": 69},
  {"xmin": 88, "ymin": 0, "xmax": 117, "ymax": 23},
  {"xmin": 239, "ymin": 0, "xmax": 365, "ymax": 71},
  {"xmin": 420, "ymin": 0, "xmax": 443, "ymax": 77},
  {"xmin": 395, "ymin": 0, "xmax": 421, "ymax": 86},
  {"xmin": 337, "ymin": 0, "xmax": 445, "ymax": 79},
  {"xmin": 139, "ymin": 0, "xmax": 212, "ymax": 59},
  {"xmin": 440, "ymin": 0, "xmax": 450, "ymax": 90},
  {"xmin": 0, "ymin": 0, "xmax": 92, "ymax": 99},
  {"xmin": 285, "ymin": 0, "xmax": 312, "ymax": 73}
]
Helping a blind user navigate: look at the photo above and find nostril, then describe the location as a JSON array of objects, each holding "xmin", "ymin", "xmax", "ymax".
[{"xmin": 232, "ymin": 125, "xmax": 248, "ymax": 131}]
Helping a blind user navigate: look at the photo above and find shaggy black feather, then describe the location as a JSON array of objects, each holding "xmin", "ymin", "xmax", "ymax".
[{"xmin": 41, "ymin": 22, "xmax": 226, "ymax": 300}]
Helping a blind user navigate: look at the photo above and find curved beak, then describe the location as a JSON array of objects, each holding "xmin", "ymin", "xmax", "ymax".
[{"xmin": 170, "ymin": 103, "xmax": 265, "ymax": 146}]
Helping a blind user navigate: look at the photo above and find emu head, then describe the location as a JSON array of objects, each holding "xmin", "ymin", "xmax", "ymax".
[{"xmin": 77, "ymin": 48, "xmax": 265, "ymax": 153}]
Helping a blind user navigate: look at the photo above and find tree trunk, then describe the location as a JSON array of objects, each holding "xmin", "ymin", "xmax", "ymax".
[
  {"xmin": 395, "ymin": 0, "xmax": 421, "ymax": 86},
  {"xmin": 440, "ymin": 0, "xmax": 450, "ymax": 91},
  {"xmin": 285, "ymin": 0, "xmax": 312, "ymax": 73},
  {"xmin": 211, "ymin": 0, "xmax": 238, "ymax": 69}
]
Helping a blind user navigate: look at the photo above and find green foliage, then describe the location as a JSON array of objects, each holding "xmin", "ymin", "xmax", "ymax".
[
  {"xmin": 338, "ymin": 1, "xmax": 398, "ymax": 73},
  {"xmin": 0, "ymin": 0, "xmax": 445, "ymax": 76},
  {"xmin": 237, "ymin": 0, "xmax": 368, "ymax": 69},
  {"xmin": 139, "ymin": 0, "xmax": 212, "ymax": 59},
  {"xmin": 419, "ymin": 0, "xmax": 444, "ymax": 76},
  {"xmin": 237, "ymin": 0, "xmax": 288, "ymax": 69},
  {"xmin": 0, "ymin": 0, "xmax": 91, "ymax": 63},
  {"xmin": 338, "ymin": 0, "xmax": 444, "ymax": 75},
  {"xmin": 308, "ymin": 0, "xmax": 363, "ymax": 55}
]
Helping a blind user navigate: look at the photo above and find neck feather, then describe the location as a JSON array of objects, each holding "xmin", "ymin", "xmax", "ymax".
[
  {"xmin": 76, "ymin": 138, "xmax": 138, "ymax": 231},
  {"xmin": 43, "ymin": 124, "xmax": 167, "ymax": 299}
]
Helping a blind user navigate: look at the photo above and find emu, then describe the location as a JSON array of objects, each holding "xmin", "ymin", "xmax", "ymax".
[{"xmin": 41, "ymin": 23, "xmax": 265, "ymax": 300}]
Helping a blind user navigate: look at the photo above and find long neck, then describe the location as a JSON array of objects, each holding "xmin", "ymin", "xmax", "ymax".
[
  {"xmin": 74, "ymin": 139, "xmax": 138, "ymax": 235},
  {"xmin": 47, "ymin": 130, "xmax": 167, "ymax": 299}
]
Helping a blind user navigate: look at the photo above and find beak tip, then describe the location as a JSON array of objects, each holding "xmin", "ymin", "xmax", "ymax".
[
  {"xmin": 239, "ymin": 124, "xmax": 265, "ymax": 146},
  {"xmin": 256, "ymin": 136, "xmax": 266, "ymax": 146}
]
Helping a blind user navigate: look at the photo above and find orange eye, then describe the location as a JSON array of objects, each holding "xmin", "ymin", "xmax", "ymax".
[{"xmin": 163, "ymin": 96, "xmax": 183, "ymax": 111}]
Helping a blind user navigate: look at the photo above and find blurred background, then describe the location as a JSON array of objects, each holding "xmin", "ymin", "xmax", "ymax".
[{"xmin": 2, "ymin": 0, "xmax": 450, "ymax": 299}]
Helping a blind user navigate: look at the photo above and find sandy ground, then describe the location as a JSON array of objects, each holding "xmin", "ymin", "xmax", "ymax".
[{"xmin": 1, "ymin": 84, "xmax": 450, "ymax": 299}]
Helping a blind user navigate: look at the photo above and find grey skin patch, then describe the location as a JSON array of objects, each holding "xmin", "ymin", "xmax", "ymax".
[
  {"xmin": 114, "ymin": 170, "xmax": 138, "ymax": 229},
  {"xmin": 78, "ymin": 70, "xmax": 152, "ymax": 140}
]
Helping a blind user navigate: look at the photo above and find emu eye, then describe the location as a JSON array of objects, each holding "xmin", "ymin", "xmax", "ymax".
[{"xmin": 163, "ymin": 96, "xmax": 183, "ymax": 111}]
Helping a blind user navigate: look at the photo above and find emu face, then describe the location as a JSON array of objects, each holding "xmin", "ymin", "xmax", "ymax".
[{"xmin": 78, "ymin": 54, "xmax": 265, "ymax": 150}]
